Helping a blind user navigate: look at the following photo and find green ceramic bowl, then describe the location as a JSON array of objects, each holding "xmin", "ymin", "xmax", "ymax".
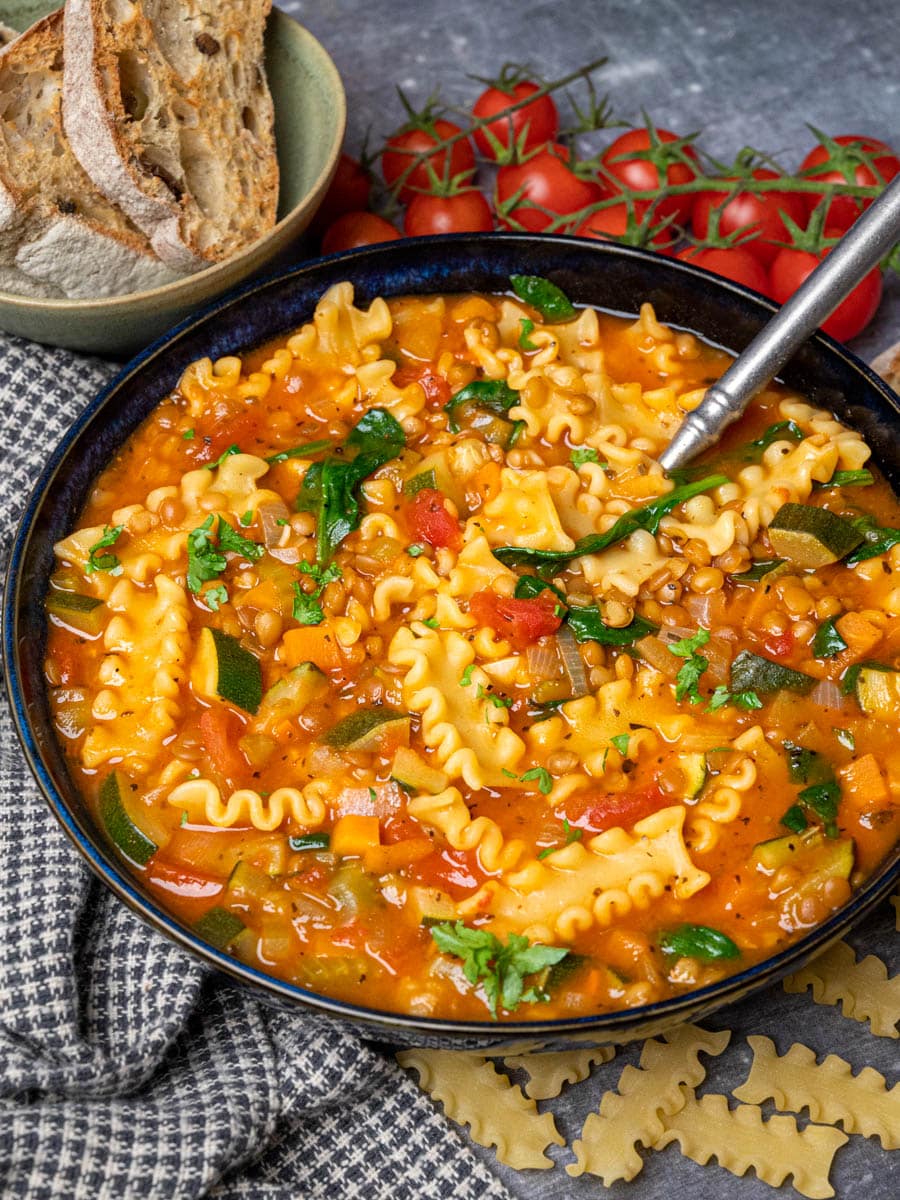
[{"xmin": 0, "ymin": 3, "xmax": 345, "ymax": 356}]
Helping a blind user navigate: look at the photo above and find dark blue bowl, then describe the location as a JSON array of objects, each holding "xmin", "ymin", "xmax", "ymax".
[{"xmin": 5, "ymin": 234, "xmax": 900, "ymax": 1050}]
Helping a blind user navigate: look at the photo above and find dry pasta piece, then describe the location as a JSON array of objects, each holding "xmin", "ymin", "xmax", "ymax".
[
  {"xmin": 397, "ymin": 1050, "xmax": 563, "ymax": 1169},
  {"xmin": 783, "ymin": 940, "xmax": 900, "ymax": 1039},
  {"xmin": 566, "ymin": 1023, "xmax": 730, "ymax": 1184},
  {"xmin": 503, "ymin": 1046, "xmax": 616, "ymax": 1100},
  {"xmin": 734, "ymin": 1036, "xmax": 900, "ymax": 1149},
  {"xmin": 654, "ymin": 1086, "xmax": 848, "ymax": 1200}
]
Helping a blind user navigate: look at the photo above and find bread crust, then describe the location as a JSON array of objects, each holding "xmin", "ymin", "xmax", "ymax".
[
  {"xmin": 63, "ymin": 0, "xmax": 279, "ymax": 270},
  {"xmin": 0, "ymin": 10, "xmax": 183, "ymax": 298}
]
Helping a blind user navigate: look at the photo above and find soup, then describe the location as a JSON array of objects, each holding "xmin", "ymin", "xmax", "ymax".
[{"xmin": 44, "ymin": 280, "xmax": 900, "ymax": 1021}]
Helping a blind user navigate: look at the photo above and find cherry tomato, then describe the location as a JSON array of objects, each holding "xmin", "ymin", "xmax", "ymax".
[
  {"xmin": 382, "ymin": 120, "xmax": 475, "ymax": 203},
  {"xmin": 573, "ymin": 201, "xmax": 677, "ymax": 249},
  {"xmin": 799, "ymin": 135, "xmax": 900, "ymax": 232},
  {"xmin": 408, "ymin": 848, "xmax": 484, "ymax": 899},
  {"xmin": 199, "ymin": 707, "xmax": 248, "ymax": 786},
  {"xmin": 472, "ymin": 79, "xmax": 558, "ymax": 159},
  {"xmin": 403, "ymin": 190, "xmax": 493, "ymax": 236},
  {"xmin": 321, "ymin": 212, "xmax": 401, "ymax": 254},
  {"xmin": 408, "ymin": 487, "xmax": 462, "ymax": 550},
  {"xmin": 676, "ymin": 245, "xmax": 771, "ymax": 296},
  {"xmin": 392, "ymin": 365, "xmax": 452, "ymax": 408},
  {"xmin": 497, "ymin": 143, "xmax": 603, "ymax": 232},
  {"xmin": 310, "ymin": 154, "xmax": 371, "ymax": 234},
  {"xmin": 564, "ymin": 784, "xmax": 667, "ymax": 835},
  {"xmin": 763, "ymin": 628, "xmax": 795, "ymax": 659},
  {"xmin": 769, "ymin": 246, "xmax": 882, "ymax": 342},
  {"xmin": 469, "ymin": 589, "xmax": 563, "ymax": 649},
  {"xmin": 601, "ymin": 127, "xmax": 700, "ymax": 228},
  {"xmin": 690, "ymin": 169, "xmax": 808, "ymax": 266}
]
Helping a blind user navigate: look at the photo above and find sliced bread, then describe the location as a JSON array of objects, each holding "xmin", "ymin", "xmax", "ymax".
[
  {"xmin": 63, "ymin": 0, "xmax": 279, "ymax": 271},
  {"xmin": 0, "ymin": 10, "xmax": 183, "ymax": 299}
]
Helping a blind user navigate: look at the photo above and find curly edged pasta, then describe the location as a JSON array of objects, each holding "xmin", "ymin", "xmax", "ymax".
[{"xmin": 44, "ymin": 281, "xmax": 900, "ymax": 1024}]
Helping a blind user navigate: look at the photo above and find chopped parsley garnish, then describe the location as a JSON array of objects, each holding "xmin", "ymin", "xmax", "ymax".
[
  {"xmin": 459, "ymin": 664, "xmax": 475, "ymax": 687},
  {"xmin": 182, "ymin": 428, "xmax": 195, "ymax": 440},
  {"xmin": 610, "ymin": 733, "xmax": 630, "ymax": 757},
  {"xmin": 186, "ymin": 516, "xmax": 226, "ymax": 593},
  {"xmin": 834, "ymin": 727, "xmax": 855, "ymax": 751},
  {"xmin": 86, "ymin": 524, "xmax": 124, "ymax": 575},
  {"xmin": 292, "ymin": 562, "xmax": 341, "ymax": 626},
  {"xmin": 668, "ymin": 627, "xmax": 710, "ymax": 704},
  {"xmin": 520, "ymin": 766, "xmax": 553, "ymax": 795},
  {"xmin": 538, "ymin": 818, "xmax": 582, "ymax": 860},
  {"xmin": 239, "ymin": 510, "xmax": 254, "ymax": 526},
  {"xmin": 429, "ymin": 921, "xmax": 568, "ymax": 1018},
  {"xmin": 218, "ymin": 520, "xmax": 264, "ymax": 561},
  {"xmin": 707, "ymin": 686, "xmax": 763, "ymax": 712},
  {"xmin": 204, "ymin": 584, "xmax": 228, "ymax": 612},
  {"xmin": 570, "ymin": 446, "xmax": 600, "ymax": 467},
  {"xmin": 407, "ymin": 544, "xmax": 426, "ymax": 557},
  {"xmin": 422, "ymin": 617, "xmax": 440, "ymax": 629}
]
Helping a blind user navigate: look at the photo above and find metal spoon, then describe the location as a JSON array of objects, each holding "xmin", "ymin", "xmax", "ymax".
[{"xmin": 658, "ymin": 173, "xmax": 900, "ymax": 472}]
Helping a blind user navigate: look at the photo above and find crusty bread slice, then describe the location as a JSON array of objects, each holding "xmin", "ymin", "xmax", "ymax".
[
  {"xmin": 0, "ymin": 10, "xmax": 183, "ymax": 298},
  {"xmin": 63, "ymin": 0, "xmax": 279, "ymax": 271}
]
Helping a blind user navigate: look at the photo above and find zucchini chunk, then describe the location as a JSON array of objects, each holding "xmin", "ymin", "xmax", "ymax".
[
  {"xmin": 258, "ymin": 661, "xmax": 328, "ymax": 724},
  {"xmin": 324, "ymin": 707, "xmax": 411, "ymax": 751},
  {"xmin": 751, "ymin": 827, "xmax": 854, "ymax": 876},
  {"xmin": 854, "ymin": 665, "xmax": 900, "ymax": 718},
  {"xmin": 193, "ymin": 906, "xmax": 247, "ymax": 951},
  {"xmin": 730, "ymin": 650, "xmax": 815, "ymax": 695},
  {"xmin": 192, "ymin": 627, "xmax": 263, "ymax": 714},
  {"xmin": 768, "ymin": 503, "xmax": 864, "ymax": 568},
  {"xmin": 99, "ymin": 771, "xmax": 157, "ymax": 866},
  {"xmin": 390, "ymin": 746, "xmax": 448, "ymax": 794},
  {"xmin": 403, "ymin": 468, "xmax": 438, "ymax": 497},
  {"xmin": 680, "ymin": 753, "xmax": 708, "ymax": 799},
  {"xmin": 46, "ymin": 590, "xmax": 106, "ymax": 636}
]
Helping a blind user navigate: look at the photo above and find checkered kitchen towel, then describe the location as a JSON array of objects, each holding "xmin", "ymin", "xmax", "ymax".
[{"xmin": 0, "ymin": 335, "xmax": 514, "ymax": 1200}]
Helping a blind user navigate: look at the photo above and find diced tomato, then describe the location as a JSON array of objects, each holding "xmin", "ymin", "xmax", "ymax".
[
  {"xmin": 200, "ymin": 706, "xmax": 249, "ymax": 786},
  {"xmin": 564, "ymin": 784, "xmax": 668, "ymax": 834},
  {"xmin": 190, "ymin": 407, "xmax": 260, "ymax": 465},
  {"xmin": 382, "ymin": 814, "xmax": 429, "ymax": 845},
  {"xmin": 408, "ymin": 487, "xmax": 462, "ymax": 550},
  {"xmin": 763, "ymin": 628, "xmax": 795, "ymax": 659},
  {"xmin": 408, "ymin": 847, "xmax": 485, "ymax": 899},
  {"xmin": 392, "ymin": 365, "xmax": 452, "ymax": 408},
  {"xmin": 469, "ymin": 588, "xmax": 563, "ymax": 649}
]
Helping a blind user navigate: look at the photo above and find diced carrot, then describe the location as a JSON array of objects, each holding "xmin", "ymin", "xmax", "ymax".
[
  {"xmin": 282, "ymin": 624, "xmax": 345, "ymax": 672},
  {"xmin": 363, "ymin": 838, "xmax": 434, "ymax": 874},
  {"xmin": 199, "ymin": 707, "xmax": 248, "ymax": 785},
  {"xmin": 839, "ymin": 754, "xmax": 890, "ymax": 809},
  {"xmin": 331, "ymin": 814, "xmax": 380, "ymax": 857},
  {"xmin": 835, "ymin": 612, "xmax": 883, "ymax": 661},
  {"xmin": 468, "ymin": 461, "xmax": 502, "ymax": 507}
]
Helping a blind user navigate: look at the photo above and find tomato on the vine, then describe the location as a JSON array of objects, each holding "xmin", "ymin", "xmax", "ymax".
[
  {"xmin": 690, "ymin": 169, "xmax": 808, "ymax": 265},
  {"xmin": 381, "ymin": 119, "xmax": 475, "ymax": 203},
  {"xmin": 676, "ymin": 246, "xmax": 771, "ymax": 296},
  {"xmin": 404, "ymin": 190, "xmax": 493, "ymax": 236},
  {"xmin": 799, "ymin": 135, "xmax": 899, "ymax": 232},
  {"xmin": 600, "ymin": 126, "xmax": 700, "ymax": 227},
  {"xmin": 311, "ymin": 154, "xmax": 371, "ymax": 234},
  {"xmin": 321, "ymin": 212, "xmax": 401, "ymax": 254},
  {"xmin": 497, "ymin": 143, "xmax": 603, "ymax": 232},
  {"xmin": 573, "ymin": 201, "xmax": 677, "ymax": 249},
  {"xmin": 769, "ymin": 246, "xmax": 882, "ymax": 342},
  {"xmin": 472, "ymin": 77, "xmax": 558, "ymax": 160}
]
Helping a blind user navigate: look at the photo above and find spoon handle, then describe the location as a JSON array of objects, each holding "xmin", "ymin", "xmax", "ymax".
[{"xmin": 659, "ymin": 173, "xmax": 900, "ymax": 472}]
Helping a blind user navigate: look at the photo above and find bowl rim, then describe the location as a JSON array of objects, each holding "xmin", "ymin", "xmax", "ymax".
[
  {"xmin": 0, "ymin": 7, "xmax": 346, "ymax": 313},
  {"xmin": 5, "ymin": 232, "xmax": 899, "ymax": 1039}
]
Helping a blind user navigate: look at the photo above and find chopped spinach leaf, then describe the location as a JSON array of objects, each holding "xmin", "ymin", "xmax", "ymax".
[
  {"xmin": 731, "ymin": 558, "xmax": 785, "ymax": 582},
  {"xmin": 659, "ymin": 924, "xmax": 740, "ymax": 961},
  {"xmin": 518, "ymin": 317, "xmax": 538, "ymax": 351},
  {"xmin": 510, "ymin": 274, "xmax": 576, "ymax": 321},
  {"xmin": 846, "ymin": 513, "xmax": 900, "ymax": 563},
  {"xmin": 493, "ymin": 475, "xmax": 727, "ymax": 569},
  {"xmin": 815, "ymin": 469, "xmax": 874, "ymax": 489},
  {"xmin": 514, "ymin": 575, "xmax": 567, "ymax": 603},
  {"xmin": 205, "ymin": 443, "xmax": 241, "ymax": 470},
  {"xmin": 266, "ymin": 439, "xmax": 333, "ymax": 464},
  {"xmin": 186, "ymin": 515, "xmax": 226, "ymax": 594},
  {"xmin": 444, "ymin": 379, "xmax": 520, "ymax": 432},
  {"xmin": 289, "ymin": 832, "xmax": 330, "ymax": 851},
  {"xmin": 568, "ymin": 606, "xmax": 658, "ymax": 646},
  {"xmin": 781, "ymin": 805, "xmax": 809, "ymax": 834},
  {"xmin": 812, "ymin": 617, "xmax": 848, "ymax": 658}
]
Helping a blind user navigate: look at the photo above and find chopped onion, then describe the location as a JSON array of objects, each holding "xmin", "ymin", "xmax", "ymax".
[
  {"xmin": 336, "ymin": 783, "xmax": 401, "ymax": 818},
  {"xmin": 526, "ymin": 640, "xmax": 561, "ymax": 680},
  {"xmin": 557, "ymin": 626, "xmax": 590, "ymax": 698},
  {"xmin": 684, "ymin": 592, "xmax": 713, "ymax": 628},
  {"xmin": 268, "ymin": 545, "xmax": 301, "ymax": 564},
  {"xmin": 259, "ymin": 499, "xmax": 292, "ymax": 548},
  {"xmin": 810, "ymin": 679, "xmax": 845, "ymax": 711}
]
